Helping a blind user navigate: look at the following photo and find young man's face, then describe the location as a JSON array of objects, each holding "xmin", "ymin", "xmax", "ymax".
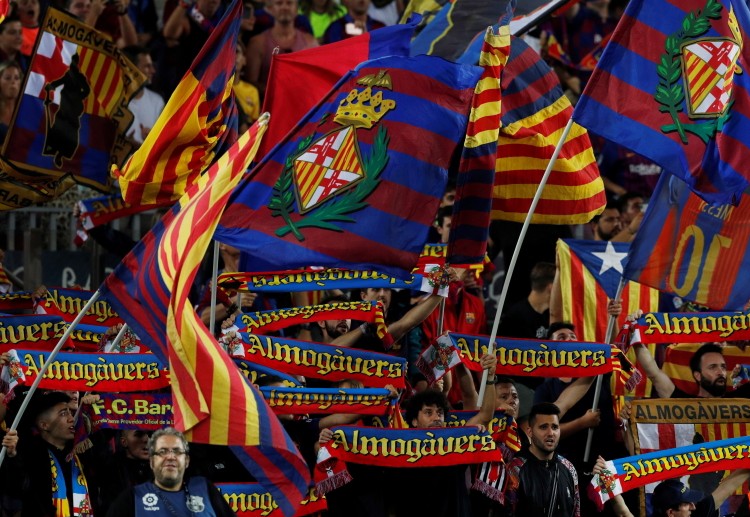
[
  {"xmin": 527, "ymin": 413, "xmax": 560, "ymax": 459},
  {"xmin": 38, "ymin": 403, "xmax": 75, "ymax": 445},
  {"xmin": 122, "ymin": 430, "xmax": 151, "ymax": 460}
]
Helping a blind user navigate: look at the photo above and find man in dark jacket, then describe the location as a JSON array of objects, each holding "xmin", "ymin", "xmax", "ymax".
[{"xmin": 506, "ymin": 402, "xmax": 580, "ymax": 517}]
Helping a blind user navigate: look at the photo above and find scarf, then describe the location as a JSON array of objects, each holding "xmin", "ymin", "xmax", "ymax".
[
  {"xmin": 49, "ymin": 450, "xmax": 93, "ymax": 516},
  {"xmin": 315, "ymin": 425, "xmax": 502, "ymax": 495}
]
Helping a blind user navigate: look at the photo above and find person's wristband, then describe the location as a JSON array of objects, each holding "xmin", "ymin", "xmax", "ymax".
[
  {"xmin": 227, "ymin": 303, "xmax": 239, "ymax": 314},
  {"xmin": 486, "ymin": 375, "xmax": 497, "ymax": 385},
  {"xmin": 117, "ymin": 8, "xmax": 128, "ymax": 15}
]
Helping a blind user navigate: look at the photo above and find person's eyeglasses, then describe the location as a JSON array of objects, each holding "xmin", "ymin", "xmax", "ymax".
[{"xmin": 153, "ymin": 448, "xmax": 187, "ymax": 458}]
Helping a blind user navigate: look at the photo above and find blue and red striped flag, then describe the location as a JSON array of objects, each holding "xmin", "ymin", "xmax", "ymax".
[
  {"xmin": 447, "ymin": 12, "xmax": 511, "ymax": 267},
  {"xmin": 459, "ymin": 34, "xmax": 606, "ymax": 224},
  {"xmin": 573, "ymin": 0, "xmax": 750, "ymax": 205},
  {"xmin": 258, "ymin": 20, "xmax": 415, "ymax": 160},
  {"xmin": 2, "ymin": 8, "xmax": 145, "ymax": 191},
  {"xmin": 102, "ymin": 117, "xmax": 312, "ymax": 515},
  {"xmin": 113, "ymin": 0, "xmax": 240, "ymax": 206},
  {"xmin": 215, "ymin": 55, "xmax": 483, "ymax": 279},
  {"xmin": 623, "ymin": 174, "xmax": 750, "ymax": 310}
]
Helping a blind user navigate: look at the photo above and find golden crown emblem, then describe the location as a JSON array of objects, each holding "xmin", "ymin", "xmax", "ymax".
[{"xmin": 334, "ymin": 80, "xmax": 396, "ymax": 129}]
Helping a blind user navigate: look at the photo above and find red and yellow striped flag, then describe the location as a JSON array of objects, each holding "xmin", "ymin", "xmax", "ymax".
[
  {"xmin": 113, "ymin": 0, "xmax": 240, "ymax": 207},
  {"xmin": 103, "ymin": 114, "xmax": 312, "ymax": 515},
  {"xmin": 492, "ymin": 36, "xmax": 606, "ymax": 224}
]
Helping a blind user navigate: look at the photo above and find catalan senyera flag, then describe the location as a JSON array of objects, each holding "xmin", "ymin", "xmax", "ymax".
[
  {"xmin": 2, "ymin": 8, "xmax": 145, "ymax": 191},
  {"xmin": 624, "ymin": 174, "xmax": 750, "ymax": 310},
  {"xmin": 573, "ymin": 0, "xmax": 750, "ymax": 205},
  {"xmin": 258, "ymin": 20, "xmax": 415, "ymax": 160},
  {"xmin": 216, "ymin": 55, "xmax": 482, "ymax": 279},
  {"xmin": 0, "ymin": 0, "xmax": 9, "ymax": 24},
  {"xmin": 113, "ymin": 0, "xmax": 240, "ymax": 207},
  {"xmin": 460, "ymin": 35, "xmax": 606, "ymax": 224},
  {"xmin": 447, "ymin": 15, "xmax": 509, "ymax": 267},
  {"xmin": 102, "ymin": 116, "xmax": 312, "ymax": 515},
  {"xmin": 557, "ymin": 239, "xmax": 660, "ymax": 343}
]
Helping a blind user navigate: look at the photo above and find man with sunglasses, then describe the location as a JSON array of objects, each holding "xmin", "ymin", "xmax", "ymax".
[{"xmin": 107, "ymin": 427, "xmax": 236, "ymax": 516}]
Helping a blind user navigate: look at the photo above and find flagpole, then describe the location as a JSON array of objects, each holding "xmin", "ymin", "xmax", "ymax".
[
  {"xmin": 0, "ymin": 289, "xmax": 101, "ymax": 468},
  {"xmin": 477, "ymin": 117, "xmax": 575, "ymax": 404},
  {"xmin": 583, "ymin": 276, "xmax": 625, "ymax": 462},
  {"xmin": 109, "ymin": 322, "xmax": 130, "ymax": 350},
  {"xmin": 209, "ymin": 240, "xmax": 220, "ymax": 335}
]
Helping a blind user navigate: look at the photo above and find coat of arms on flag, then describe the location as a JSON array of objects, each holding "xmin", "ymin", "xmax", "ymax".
[
  {"xmin": 658, "ymin": 1, "xmax": 743, "ymax": 142},
  {"xmin": 273, "ymin": 70, "xmax": 395, "ymax": 235},
  {"xmin": 416, "ymin": 333, "xmax": 462, "ymax": 383}
]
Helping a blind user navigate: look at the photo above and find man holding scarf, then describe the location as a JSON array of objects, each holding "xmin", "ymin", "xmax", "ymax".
[{"xmin": 4, "ymin": 391, "xmax": 96, "ymax": 516}]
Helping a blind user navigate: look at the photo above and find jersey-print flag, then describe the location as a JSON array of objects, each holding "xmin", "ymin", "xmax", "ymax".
[
  {"xmin": 557, "ymin": 239, "xmax": 660, "ymax": 343},
  {"xmin": 459, "ymin": 35, "xmax": 606, "ymax": 224},
  {"xmin": 2, "ymin": 8, "xmax": 145, "ymax": 191},
  {"xmin": 573, "ymin": 0, "xmax": 750, "ymax": 205},
  {"xmin": 623, "ymin": 173, "xmax": 750, "ymax": 310},
  {"xmin": 447, "ymin": 7, "xmax": 511, "ymax": 267},
  {"xmin": 258, "ymin": 19, "xmax": 416, "ymax": 159},
  {"xmin": 215, "ymin": 55, "xmax": 483, "ymax": 279},
  {"xmin": 101, "ymin": 117, "xmax": 311, "ymax": 516},
  {"xmin": 112, "ymin": 0, "xmax": 240, "ymax": 207}
]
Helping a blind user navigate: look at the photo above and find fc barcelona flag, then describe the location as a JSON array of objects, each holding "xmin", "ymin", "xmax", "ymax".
[
  {"xmin": 102, "ymin": 117, "xmax": 313, "ymax": 516},
  {"xmin": 2, "ymin": 9, "xmax": 145, "ymax": 191},
  {"xmin": 216, "ymin": 55, "xmax": 483, "ymax": 279},
  {"xmin": 447, "ymin": 18, "xmax": 510, "ymax": 268},
  {"xmin": 623, "ymin": 174, "xmax": 750, "ymax": 310},
  {"xmin": 113, "ymin": 0, "xmax": 240, "ymax": 206},
  {"xmin": 573, "ymin": 0, "xmax": 750, "ymax": 205},
  {"xmin": 557, "ymin": 239, "xmax": 659, "ymax": 343}
]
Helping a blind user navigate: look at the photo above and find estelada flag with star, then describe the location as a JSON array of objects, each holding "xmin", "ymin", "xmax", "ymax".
[
  {"xmin": 557, "ymin": 238, "xmax": 659, "ymax": 343},
  {"xmin": 216, "ymin": 55, "xmax": 483, "ymax": 279},
  {"xmin": 2, "ymin": 8, "xmax": 145, "ymax": 191},
  {"xmin": 623, "ymin": 173, "xmax": 750, "ymax": 310}
]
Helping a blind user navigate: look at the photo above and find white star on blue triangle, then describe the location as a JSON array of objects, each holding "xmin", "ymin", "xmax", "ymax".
[{"xmin": 592, "ymin": 241, "xmax": 628, "ymax": 275}]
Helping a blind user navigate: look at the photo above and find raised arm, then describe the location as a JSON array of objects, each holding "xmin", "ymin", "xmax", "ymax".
[
  {"xmin": 632, "ymin": 343, "xmax": 674, "ymax": 398},
  {"xmin": 387, "ymin": 294, "xmax": 442, "ymax": 342},
  {"xmin": 712, "ymin": 469, "xmax": 750, "ymax": 508},
  {"xmin": 467, "ymin": 354, "xmax": 498, "ymax": 427}
]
